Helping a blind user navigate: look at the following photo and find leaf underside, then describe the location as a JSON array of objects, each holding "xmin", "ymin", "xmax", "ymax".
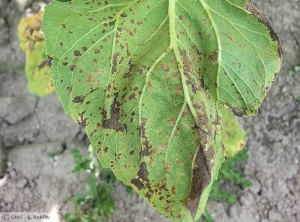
[{"xmin": 42, "ymin": 0, "xmax": 281, "ymax": 221}]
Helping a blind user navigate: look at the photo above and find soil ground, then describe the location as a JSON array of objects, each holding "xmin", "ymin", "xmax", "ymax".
[{"xmin": 0, "ymin": 0, "xmax": 299, "ymax": 221}]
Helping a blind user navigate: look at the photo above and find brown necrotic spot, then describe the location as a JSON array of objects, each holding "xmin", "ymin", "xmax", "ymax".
[
  {"xmin": 66, "ymin": 86, "xmax": 72, "ymax": 93},
  {"xmin": 69, "ymin": 64, "xmax": 76, "ymax": 71},
  {"xmin": 47, "ymin": 55, "xmax": 53, "ymax": 67},
  {"xmin": 74, "ymin": 50, "xmax": 82, "ymax": 56},
  {"xmin": 38, "ymin": 60, "xmax": 47, "ymax": 70},
  {"xmin": 111, "ymin": 52, "xmax": 120, "ymax": 74},
  {"xmin": 77, "ymin": 111, "xmax": 87, "ymax": 129},
  {"xmin": 131, "ymin": 178, "xmax": 144, "ymax": 190},
  {"xmin": 104, "ymin": 147, "xmax": 109, "ymax": 153},
  {"xmin": 101, "ymin": 92, "xmax": 124, "ymax": 132},
  {"xmin": 61, "ymin": 23, "xmax": 66, "ymax": 29},
  {"xmin": 72, "ymin": 95, "xmax": 85, "ymax": 103},
  {"xmin": 209, "ymin": 50, "xmax": 217, "ymax": 62},
  {"xmin": 81, "ymin": 46, "xmax": 87, "ymax": 51},
  {"xmin": 124, "ymin": 58, "xmax": 135, "ymax": 78},
  {"xmin": 184, "ymin": 144, "xmax": 211, "ymax": 219},
  {"xmin": 139, "ymin": 118, "xmax": 152, "ymax": 157}
]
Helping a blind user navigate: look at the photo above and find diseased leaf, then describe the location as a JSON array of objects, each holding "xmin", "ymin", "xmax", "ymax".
[
  {"xmin": 221, "ymin": 106, "xmax": 246, "ymax": 158},
  {"xmin": 42, "ymin": 0, "xmax": 281, "ymax": 221},
  {"xmin": 18, "ymin": 11, "xmax": 54, "ymax": 96}
]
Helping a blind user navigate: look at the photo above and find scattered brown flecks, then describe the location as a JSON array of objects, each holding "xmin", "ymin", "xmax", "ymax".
[
  {"xmin": 74, "ymin": 50, "xmax": 82, "ymax": 56},
  {"xmin": 66, "ymin": 86, "xmax": 72, "ymax": 93},
  {"xmin": 175, "ymin": 88, "xmax": 182, "ymax": 96},
  {"xmin": 101, "ymin": 92, "xmax": 124, "ymax": 132},
  {"xmin": 162, "ymin": 64, "xmax": 170, "ymax": 72},
  {"xmin": 174, "ymin": 130, "xmax": 178, "ymax": 136},
  {"xmin": 207, "ymin": 34, "xmax": 211, "ymax": 39},
  {"xmin": 171, "ymin": 186, "xmax": 176, "ymax": 195},
  {"xmin": 124, "ymin": 58, "xmax": 135, "ymax": 78},
  {"xmin": 209, "ymin": 50, "xmax": 217, "ymax": 62},
  {"xmin": 176, "ymin": 159, "xmax": 184, "ymax": 164},
  {"xmin": 61, "ymin": 23, "xmax": 66, "ymax": 29},
  {"xmin": 140, "ymin": 118, "xmax": 152, "ymax": 157},
  {"xmin": 200, "ymin": 77, "xmax": 209, "ymax": 90},
  {"xmin": 86, "ymin": 73, "xmax": 93, "ymax": 82},
  {"xmin": 104, "ymin": 147, "xmax": 109, "ymax": 153},
  {"xmin": 38, "ymin": 60, "xmax": 47, "ymax": 70},
  {"xmin": 179, "ymin": 48, "xmax": 192, "ymax": 73},
  {"xmin": 193, "ymin": 104, "xmax": 201, "ymax": 109},
  {"xmin": 47, "ymin": 55, "xmax": 53, "ymax": 67},
  {"xmin": 69, "ymin": 64, "xmax": 76, "ymax": 71},
  {"xmin": 111, "ymin": 52, "xmax": 120, "ymax": 74},
  {"xmin": 224, "ymin": 33, "xmax": 233, "ymax": 41},
  {"xmin": 72, "ymin": 95, "xmax": 85, "ymax": 103},
  {"xmin": 179, "ymin": 15, "xmax": 184, "ymax": 20},
  {"xmin": 77, "ymin": 111, "xmax": 87, "ymax": 129}
]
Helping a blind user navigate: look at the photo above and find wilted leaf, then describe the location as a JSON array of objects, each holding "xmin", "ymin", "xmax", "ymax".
[
  {"xmin": 221, "ymin": 106, "xmax": 246, "ymax": 157},
  {"xmin": 18, "ymin": 11, "xmax": 54, "ymax": 96},
  {"xmin": 42, "ymin": 0, "xmax": 281, "ymax": 221}
]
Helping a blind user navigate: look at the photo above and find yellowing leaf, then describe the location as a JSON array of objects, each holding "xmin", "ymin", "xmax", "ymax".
[
  {"xmin": 18, "ymin": 11, "xmax": 54, "ymax": 96},
  {"xmin": 221, "ymin": 106, "xmax": 246, "ymax": 158}
]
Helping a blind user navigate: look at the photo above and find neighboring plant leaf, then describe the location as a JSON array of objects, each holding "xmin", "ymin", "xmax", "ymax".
[
  {"xmin": 42, "ymin": 0, "xmax": 281, "ymax": 221},
  {"xmin": 18, "ymin": 11, "xmax": 54, "ymax": 96},
  {"xmin": 220, "ymin": 106, "xmax": 246, "ymax": 158},
  {"xmin": 208, "ymin": 148, "xmax": 252, "ymax": 203},
  {"xmin": 288, "ymin": 64, "xmax": 300, "ymax": 75},
  {"xmin": 201, "ymin": 148, "xmax": 251, "ymax": 222}
]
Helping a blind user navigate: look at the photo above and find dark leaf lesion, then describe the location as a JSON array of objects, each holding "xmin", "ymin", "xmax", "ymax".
[{"xmin": 101, "ymin": 92, "xmax": 125, "ymax": 132}]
